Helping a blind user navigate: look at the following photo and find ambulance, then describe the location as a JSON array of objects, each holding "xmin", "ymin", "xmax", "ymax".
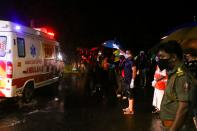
[{"xmin": 0, "ymin": 20, "xmax": 63, "ymax": 102}]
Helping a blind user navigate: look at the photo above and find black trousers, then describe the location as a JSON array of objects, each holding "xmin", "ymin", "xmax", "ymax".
[{"xmin": 122, "ymin": 80, "xmax": 134, "ymax": 99}]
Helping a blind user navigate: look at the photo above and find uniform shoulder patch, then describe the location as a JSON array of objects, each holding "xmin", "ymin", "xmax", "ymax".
[{"xmin": 176, "ymin": 67, "xmax": 184, "ymax": 76}]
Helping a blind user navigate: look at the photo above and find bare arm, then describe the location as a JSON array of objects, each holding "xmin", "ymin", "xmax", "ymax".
[
  {"xmin": 132, "ymin": 66, "xmax": 137, "ymax": 80},
  {"xmin": 169, "ymin": 101, "xmax": 189, "ymax": 131},
  {"xmin": 155, "ymin": 75, "xmax": 166, "ymax": 81}
]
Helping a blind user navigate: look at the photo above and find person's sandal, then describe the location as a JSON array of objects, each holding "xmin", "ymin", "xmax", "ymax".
[
  {"xmin": 152, "ymin": 108, "xmax": 160, "ymax": 114},
  {"xmin": 123, "ymin": 110, "xmax": 134, "ymax": 115},
  {"xmin": 122, "ymin": 108, "xmax": 130, "ymax": 112},
  {"xmin": 123, "ymin": 108, "xmax": 134, "ymax": 115}
]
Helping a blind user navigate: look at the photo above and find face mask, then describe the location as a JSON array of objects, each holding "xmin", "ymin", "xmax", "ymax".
[
  {"xmin": 125, "ymin": 54, "xmax": 131, "ymax": 59},
  {"xmin": 157, "ymin": 58, "xmax": 169, "ymax": 71}
]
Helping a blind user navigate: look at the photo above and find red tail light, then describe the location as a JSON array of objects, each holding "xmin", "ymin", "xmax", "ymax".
[{"xmin": 6, "ymin": 62, "xmax": 13, "ymax": 78}]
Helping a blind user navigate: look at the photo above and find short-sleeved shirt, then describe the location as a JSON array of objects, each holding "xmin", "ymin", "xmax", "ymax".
[
  {"xmin": 160, "ymin": 62, "xmax": 193, "ymax": 121},
  {"xmin": 185, "ymin": 60, "xmax": 197, "ymax": 78},
  {"xmin": 124, "ymin": 57, "xmax": 135, "ymax": 84}
]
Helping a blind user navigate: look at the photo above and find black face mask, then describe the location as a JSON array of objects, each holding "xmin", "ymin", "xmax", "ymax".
[{"xmin": 157, "ymin": 59, "xmax": 169, "ymax": 71}]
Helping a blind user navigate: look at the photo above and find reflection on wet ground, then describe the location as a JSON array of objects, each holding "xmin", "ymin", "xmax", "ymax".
[{"xmin": 0, "ymin": 73, "xmax": 163, "ymax": 131}]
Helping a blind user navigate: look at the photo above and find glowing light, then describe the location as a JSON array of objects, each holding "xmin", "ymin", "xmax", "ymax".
[
  {"xmin": 98, "ymin": 51, "xmax": 102, "ymax": 55},
  {"xmin": 47, "ymin": 32, "xmax": 55, "ymax": 36},
  {"xmin": 15, "ymin": 25, "xmax": 21, "ymax": 30},
  {"xmin": 34, "ymin": 28, "xmax": 41, "ymax": 31},
  {"xmin": 58, "ymin": 53, "xmax": 63, "ymax": 60},
  {"xmin": 34, "ymin": 27, "xmax": 55, "ymax": 38},
  {"xmin": 161, "ymin": 36, "xmax": 168, "ymax": 39}
]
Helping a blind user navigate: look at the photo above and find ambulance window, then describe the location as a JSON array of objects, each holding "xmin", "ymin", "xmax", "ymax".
[
  {"xmin": 55, "ymin": 46, "xmax": 58, "ymax": 59},
  {"xmin": 17, "ymin": 38, "xmax": 25, "ymax": 57},
  {"xmin": 0, "ymin": 36, "xmax": 7, "ymax": 57}
]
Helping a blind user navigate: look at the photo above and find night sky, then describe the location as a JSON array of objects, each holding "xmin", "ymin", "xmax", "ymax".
[{"xmin": 1, "ymin": 1, "xmax": 197, "ymax": 54}]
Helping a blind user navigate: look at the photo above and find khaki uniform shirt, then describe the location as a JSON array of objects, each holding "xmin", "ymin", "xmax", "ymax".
[{"xmin": 160, "ymin": 62, "xmax": 193, "ymax": 121}]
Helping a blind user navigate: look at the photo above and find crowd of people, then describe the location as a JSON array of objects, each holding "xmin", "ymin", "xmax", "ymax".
[{"xmin": 73, "ymin": 40, "xmax": 197, "ymax": 131}]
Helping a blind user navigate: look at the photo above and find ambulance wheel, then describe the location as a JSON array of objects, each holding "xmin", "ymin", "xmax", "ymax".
[
  {"xmin": 59, "ymin": 72, "xmax": 63, "ymax": 78},
  {"xmin": 22, "ymin": 83, "xmax": 34, "ymax": 103}
]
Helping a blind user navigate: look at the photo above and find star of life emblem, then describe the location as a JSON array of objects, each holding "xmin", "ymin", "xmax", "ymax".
[{"xmin": 30, "ymin": 44, "xmax": 36, "ymax": 57}]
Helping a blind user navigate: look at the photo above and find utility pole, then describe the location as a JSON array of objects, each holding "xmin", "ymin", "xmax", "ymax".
[{"xmin": 194, "ymin": 16, "xmax": 196, "ymax": 22}]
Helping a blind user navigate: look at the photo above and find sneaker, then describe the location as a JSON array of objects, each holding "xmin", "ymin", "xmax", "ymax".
[
  {"xmin": 122, "ymin": 96, "xmax": 127, "ymax": 100},
  {"xmin": 117, "ymin": 94, "xmax": 121, "ymax": 98}
]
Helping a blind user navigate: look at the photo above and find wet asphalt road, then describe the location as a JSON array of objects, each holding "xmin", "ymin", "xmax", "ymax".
[{"xmin": 0, "ymin": 73, "xmax": 163, "ymax": 131}]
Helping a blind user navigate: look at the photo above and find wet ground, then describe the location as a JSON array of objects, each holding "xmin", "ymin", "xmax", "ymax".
[{"xmin": 0, "ymin": 73, "xmax": 163, "ymax": 131}]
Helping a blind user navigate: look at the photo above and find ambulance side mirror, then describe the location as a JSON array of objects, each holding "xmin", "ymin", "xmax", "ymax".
[
  {"xmin": 0, "ymin": 49, "xmax": 6, "ymax": 57},
  {"xmin": 0, "ymin": 49, "xmax": 11, "ymax": 57},
  {"xmin": 5, "ymin": 49, "xmax": 11, "ymax": 53}
]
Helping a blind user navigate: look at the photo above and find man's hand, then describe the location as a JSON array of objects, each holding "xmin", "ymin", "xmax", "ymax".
[
  {"xmin": 130, "ymin": 79, "xmax": 134, "ymax": 88},
  {"xmin": 170, "ymin": 101, "xmax": 189, "ymax": 131},
  {"xmin": 152, "ymin": 80, "xmax": 156, "ymax": 87}
]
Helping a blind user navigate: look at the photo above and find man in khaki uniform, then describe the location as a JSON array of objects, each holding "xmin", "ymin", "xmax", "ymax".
[{"xmin": 157, "ymin": 40, "xmax": 196, "ymax": 131}]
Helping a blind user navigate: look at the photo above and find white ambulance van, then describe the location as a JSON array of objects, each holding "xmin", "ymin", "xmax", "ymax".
[{"xmin": 0, "ymin": 20, "xmax": 63, "ymax": 102}]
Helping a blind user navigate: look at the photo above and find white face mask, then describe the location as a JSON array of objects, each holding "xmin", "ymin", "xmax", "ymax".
[{"xmin": 125, "ymin": 54, "xmax": 131, "ymax": 59}]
